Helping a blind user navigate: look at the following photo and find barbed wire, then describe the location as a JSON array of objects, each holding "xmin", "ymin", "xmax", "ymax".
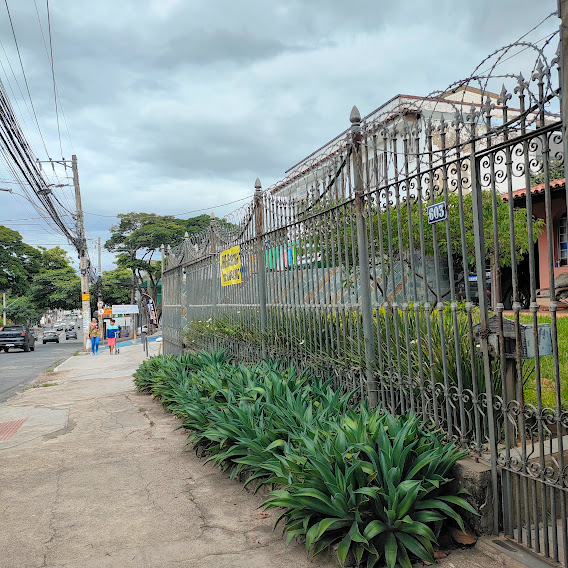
[{"xmin": 166, "ymin": 34, "xmax": 562, "ymax": 265}]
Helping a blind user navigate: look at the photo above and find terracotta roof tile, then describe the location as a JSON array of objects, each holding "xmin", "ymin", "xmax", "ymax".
[{"xmin": 505, "ymin": 178, "xmax": 566, "ymax": 201}]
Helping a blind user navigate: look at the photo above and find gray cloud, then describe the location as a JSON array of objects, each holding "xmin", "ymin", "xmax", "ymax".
[{"xmin": 0, "ymin": 0, "xmax": 560, "ymax": 270}]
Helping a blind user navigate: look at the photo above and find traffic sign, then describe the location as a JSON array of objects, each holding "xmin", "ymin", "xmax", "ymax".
[
  {"xmin": 97, "ymin": 300, "xmax": 104, "ymax": 308},
  {"xmin": 98, "ymin": 308, "xmax": 105, "ymax": 316}
]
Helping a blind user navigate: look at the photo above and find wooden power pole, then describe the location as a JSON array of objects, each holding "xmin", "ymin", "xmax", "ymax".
[{"xmin": 72, "ymin": 154, "xmax": 91, "ymax": 346}]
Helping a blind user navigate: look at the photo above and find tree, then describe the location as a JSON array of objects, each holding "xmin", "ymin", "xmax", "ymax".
[
  {"xmin": 37, "ymin": 246, "xmax": 74, "ymax": 270},
  {"xmin": 30, "ymin": 248, "xmax": 80, "ymax": 311},
  {"xmin": 0, "ymin": 226, "xmax": 41, "ymax": 296},
  {"xmin": 326, "ymin": 189, "xmax": 543, "ymax": 302},
  {"xmin": 372, "ymin": 190, "xmax": 543, "ymax": 269},
  {"xmin": 5, "ymin": 295, "xmax": 43, "ymax": 325},
  {"xmin": 98, "ymin": 267, "xmax": 132, "ymax": 307},
  {"xmin": 105, "ymin": 213, "xmax": 211, "ymax": 314},
  {"xmin": 530, "ymin": 158, "xmax": 564, "ymax": 186}
]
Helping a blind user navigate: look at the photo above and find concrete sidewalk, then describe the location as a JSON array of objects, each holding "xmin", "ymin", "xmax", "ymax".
[{"xmin": 0, "ymin": 344, "xmax": 548, "ymax": 568}]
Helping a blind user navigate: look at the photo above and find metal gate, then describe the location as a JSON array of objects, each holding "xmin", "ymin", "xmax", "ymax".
[{"xmin": 162, "ymin": 39, "xmax": 567, "ymax": 563}]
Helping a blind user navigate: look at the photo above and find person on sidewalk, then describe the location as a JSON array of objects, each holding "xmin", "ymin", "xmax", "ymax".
[
  {"xmin": 106, "ymin": 318, "xmax": 120, "ymax": 355},
  {"xmin": 88, "ymin": 317, "xmax": 101, "ymax": 355}
]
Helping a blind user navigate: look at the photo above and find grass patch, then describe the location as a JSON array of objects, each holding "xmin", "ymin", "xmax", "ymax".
[
  {"xmin": 23, "ymin": 382, "xmax": 58, "ymax": 391},
  {"xmin": 45, "ymin": 359, "xmax": 64, "ymax": 373},
  {"xmin": 518, "ymin": 313, "xmax": 568, "ymax": 409}
]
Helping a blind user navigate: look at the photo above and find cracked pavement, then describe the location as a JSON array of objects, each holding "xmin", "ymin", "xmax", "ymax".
[
  {"xmin": 0, "ymin": 343, "xmax": 515, "ymax": 568},
  {"xmin": 0, "ymin": 343, "xmax": 335, "ymax": 568}
]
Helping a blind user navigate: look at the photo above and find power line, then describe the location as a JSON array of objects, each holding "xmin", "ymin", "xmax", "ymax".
[
  {"xmin": 82, "ymin": 193, "xmax": 256, "ymax": 219},
  {"xmin": 46, "ymin": 0, "xmax": 62, "ymax": 157},
  {"xmin": 3, "ymin": 0, "xmax": 50, "ymax": 158}
]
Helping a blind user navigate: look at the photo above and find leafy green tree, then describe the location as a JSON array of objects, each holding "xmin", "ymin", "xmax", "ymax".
[
  {"xmin": 530, "ymin": 158, "xmax": 564, "ymax": 186},
  {"xmin": 5, "ymin": 295, "xmax": 43, "ymax": 325},
  {"xmin": 372, "ymin": 190, "xmax": 543, "ymax": 269},
  {"xmin": 30, "ymin": 248, "xmax": 80, "ymax": 311},
  {"xmin": 105, "ymin": 212, "xmax": 211, "ymax": 312},
  {"xmin": 37, "ymin": 246, "xmax": 75, "ymax": 270},
  {"xmin": 105, "ymin": 213, "xmax": 185, "ymax": 303},
  {"xmin": 96, "ymin": 267, "xmax": 132, "ymax": 307},
  {"xmin": 0, "ymin": 226, "xmax": 41, "ymax": 296},
  {"xmin": 326, "ymin": 190, "xmax": 543, "ymax": 301}
]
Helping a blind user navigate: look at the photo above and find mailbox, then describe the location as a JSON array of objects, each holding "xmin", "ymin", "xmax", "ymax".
[{"xmin": 473, "ymin": 315, "xmax": 552, "ymax": 359}]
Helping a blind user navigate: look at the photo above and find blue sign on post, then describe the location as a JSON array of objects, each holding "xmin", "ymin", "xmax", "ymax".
[{"xmin": 427, "ymin": 201, "xmax": 447, "ymax": 224}]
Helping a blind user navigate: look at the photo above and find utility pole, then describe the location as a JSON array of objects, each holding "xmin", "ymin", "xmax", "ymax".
[
  {"xmin": 72, "ymin": 154, "xmax": 91, "ymax": 347},
  {"xmin": 98, "ymin": 237, "xmax": 102, "ymax": 282},
  {"xmin": 2, "ymin": 291, "xmax": 5, "ymax": 326},
  {"xmin": 98, "ymin": 236, "xmax": 104, "ymax": 346}
]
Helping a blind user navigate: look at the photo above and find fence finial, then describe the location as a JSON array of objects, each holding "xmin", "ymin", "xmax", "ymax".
[{"xmin": 350, "ymin": 105, "xmax": 361, "ymax": 125}]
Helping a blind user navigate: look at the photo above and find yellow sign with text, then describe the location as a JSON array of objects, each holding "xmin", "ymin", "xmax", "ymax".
[
  {"xmin": 220, "ymin": 245, "xmax": 242, "ymax": 286},
  {"xmin": 82, "ymin": 293, "xmax": 90, "ymax": 301}
]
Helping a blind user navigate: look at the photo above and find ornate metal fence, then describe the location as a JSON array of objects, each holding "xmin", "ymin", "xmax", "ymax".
[{"xmin": 162, "ymin": 40, "xmax": 567, "ymax": 563}]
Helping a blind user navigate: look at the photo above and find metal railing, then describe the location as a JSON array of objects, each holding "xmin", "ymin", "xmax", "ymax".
[{"xmin": 161, "ymin": 39, "xmax": 568, "ymax": 564}]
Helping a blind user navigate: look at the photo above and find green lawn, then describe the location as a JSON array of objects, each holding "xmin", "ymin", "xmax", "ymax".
[{"xmin": 519, "ymin": 313, "xmax": 568, "ymax": 409}]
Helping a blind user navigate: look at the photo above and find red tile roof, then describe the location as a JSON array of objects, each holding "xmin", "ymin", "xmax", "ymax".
[{"xmin": 507, "ymin": 178, "xmax": 566, "ymax": 201}]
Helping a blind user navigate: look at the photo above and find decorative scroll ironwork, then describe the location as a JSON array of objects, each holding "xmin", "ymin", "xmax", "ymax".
[{"xmin": 161, "ymin": 37, "xmax": 568, "ymax": 565}]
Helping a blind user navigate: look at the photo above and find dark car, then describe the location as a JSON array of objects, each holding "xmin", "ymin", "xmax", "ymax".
[
  {"xmin": 0, "ymin": 325, "xmax": 36, "ymax": 352},
  {"xmin": 43, "ymin": 329, "xmax": 60, "ymax": 344},
  {"xmin": 65, "ymin": 329, "xmax": 77, "ymax": 340}
]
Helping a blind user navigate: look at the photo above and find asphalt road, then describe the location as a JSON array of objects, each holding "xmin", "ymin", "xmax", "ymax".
[{"xmin": 0, "ymin": 330, "xmax": 86, "ymax": 403}]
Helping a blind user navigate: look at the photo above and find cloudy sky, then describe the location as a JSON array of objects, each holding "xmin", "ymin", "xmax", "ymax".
[{"xmin": 0, "ymin": 0, "xmax": 560, "ymax": 270}]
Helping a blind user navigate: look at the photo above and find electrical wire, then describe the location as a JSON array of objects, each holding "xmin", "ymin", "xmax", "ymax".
[
  {"xmin": 46, "ymin": 0, "xmax": 62, "ymax": 157},
  {"xmin": 82, "ymin": 193, "xmax": 256, "ymax": 219},
  {"xmin": 3, "ymin": 0, "xmax": 50, "ymax": 158}
]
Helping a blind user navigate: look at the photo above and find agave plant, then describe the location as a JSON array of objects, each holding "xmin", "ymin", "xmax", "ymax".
[
  {"xmin": 264, "ymin": 411, "xmax": 477, "ymax": 568},
  {"xmin": 134, "ymin": 351, "xmax": 478, "ymax": 568}
]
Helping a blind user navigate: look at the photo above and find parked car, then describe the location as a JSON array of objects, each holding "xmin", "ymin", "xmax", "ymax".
[
  {"xmin": 0, "ymin": 325, "xmax": 36, "ymax": 352},
  {"xmin": 65, "ymin": 329, "xmax": 77, "ymax": 340},
  {"xmin": 43, "ymin": 329, "xmax": 60, "ymax": 344},
  {"xmin": 136, "ymin": 325, "xmax": 148, "ymax": 335}
]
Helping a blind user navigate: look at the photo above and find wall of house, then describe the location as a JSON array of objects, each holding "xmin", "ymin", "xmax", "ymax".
[{"xmin": 533, "ymin": 197, "xmax": 568, "ymax": 291}]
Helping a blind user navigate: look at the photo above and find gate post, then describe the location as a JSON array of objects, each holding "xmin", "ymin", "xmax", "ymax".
[
  {"xmin": 210, "ymin": 213, "xmax": 218, "ymax": 320},
  {"xmin": 180, "ymin": 235, "xmax": 189, "ymax": 351},
  {"xmin": 350, "ymin": 106, "xmax": 378, "ymax": 407},
  {"xmin": 254, "ymin": 179, "xmax": 268, "ymax": 359},
  {"xmin": 560, "ymin": 1, "xmax": 568, "ymax": 197},
  {"xmin": 467, "ymin": 104, "xmax": 500, "ymax": 535}
]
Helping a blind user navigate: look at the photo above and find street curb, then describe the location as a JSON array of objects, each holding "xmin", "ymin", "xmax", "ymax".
[{"xmin": 477, "ymin": 536, "xmax": 559, "ymax": 568}]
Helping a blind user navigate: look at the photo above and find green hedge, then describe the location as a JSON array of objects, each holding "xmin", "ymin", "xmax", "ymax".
[{"xmin": 134, "ymin": 351, "xmax": 477, "ymax": 568}]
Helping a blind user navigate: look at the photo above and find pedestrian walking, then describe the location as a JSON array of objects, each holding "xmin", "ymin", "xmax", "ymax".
[
  {"xmin": 88, "ymin": 317, "xmax": 101, "ymax": 355},
  {"xmin": 106, "ymin": 318, "xmax": 120, "ymax": 355}
]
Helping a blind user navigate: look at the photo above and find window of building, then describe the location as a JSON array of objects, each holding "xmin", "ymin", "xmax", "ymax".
[{"xmin": 559, "ymin": 214, "xmax": 568, "ymax": 266}]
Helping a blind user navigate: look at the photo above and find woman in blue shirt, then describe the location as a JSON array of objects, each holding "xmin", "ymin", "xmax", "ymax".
[{"xmin": 106, "ymin": 319, "xmax": 120, "ymax": 354}]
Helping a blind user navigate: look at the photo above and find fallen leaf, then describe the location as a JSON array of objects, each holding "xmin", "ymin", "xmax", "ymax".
[
  {"xmin": 450, "ymin": 526, "xmax": 477, "ymax": 545},
  {"xmin": 252, "ymin": 512, "xmax": 270, "ymax": 519},
  {"xmin": 434, "ymin": 549, "xmax": 449, "ymax": 559}
]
